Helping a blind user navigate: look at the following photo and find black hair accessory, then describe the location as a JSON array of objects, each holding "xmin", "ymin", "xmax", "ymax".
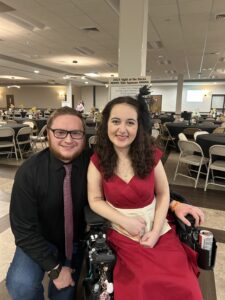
[{"xmin": 137, "ymin": 85, "xmax": 152, "ymax": 132}]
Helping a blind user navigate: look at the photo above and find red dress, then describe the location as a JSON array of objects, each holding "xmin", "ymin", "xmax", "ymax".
[{"xmin": 91, "ymin": 149, "xmax": 203, "ymax": 300}]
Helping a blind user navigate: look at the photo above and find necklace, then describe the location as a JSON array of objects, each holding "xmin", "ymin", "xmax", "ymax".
[{"xmin": 116, "ymin": 162, "xmax": 134, "ymax": 182}]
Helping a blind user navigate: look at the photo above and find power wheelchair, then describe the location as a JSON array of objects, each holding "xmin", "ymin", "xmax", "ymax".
[{"xmin": 82, "ymin": 192, "xmax": 217, "ymax": 300}]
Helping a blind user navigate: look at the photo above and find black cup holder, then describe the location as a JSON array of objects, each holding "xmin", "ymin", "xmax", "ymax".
[{"xmin": 197, "ymin": 238, "xmax": 217, "ymax": 270}]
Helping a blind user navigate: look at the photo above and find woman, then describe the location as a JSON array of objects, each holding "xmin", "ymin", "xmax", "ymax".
[{"xmin": 87, "ymin": 96, "xmax": 203, "ymax": 300}]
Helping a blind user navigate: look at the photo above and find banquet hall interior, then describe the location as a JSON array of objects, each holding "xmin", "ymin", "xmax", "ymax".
[{"xmin": 0, "ymin": 0, "xmax": 225, "ymax": 299}]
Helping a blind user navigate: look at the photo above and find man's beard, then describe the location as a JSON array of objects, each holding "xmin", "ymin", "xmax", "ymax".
[{"xmin": 48, "ymin": 140, "xmax": 84, "ymax": 162}]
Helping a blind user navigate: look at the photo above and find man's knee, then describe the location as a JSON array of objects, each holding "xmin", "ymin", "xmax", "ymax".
[{"xmin": 6, "ymin": 263, "xmax": 44, "ymax": 299}]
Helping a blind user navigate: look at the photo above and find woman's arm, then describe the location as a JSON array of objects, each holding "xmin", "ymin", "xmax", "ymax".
[
  {"xmin": 170, "ymin": 200, "xmax": 204, "ymax": 226},
  {"xmin": 140, "ymin": 160, "xmax": 170, "ymax": 247},
  {"xmin": 87, "ymin": 161, "xmax": 146, "ymax": 236}
]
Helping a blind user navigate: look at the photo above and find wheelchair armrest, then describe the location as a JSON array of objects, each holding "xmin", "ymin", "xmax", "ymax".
[
  {"xmin": 170, "ymin": 190, "xmax": 188, "ymax": 204},
  {"xmin": 84, "ymin": 205, "xmax": 108, "ymax": 226},
  {"xmin": 175, "ymin": 213, "xmax": 196, "ymax": 231}
]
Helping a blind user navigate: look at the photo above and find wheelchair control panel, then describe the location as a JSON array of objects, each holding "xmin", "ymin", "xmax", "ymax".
[{"xmin": 84, "ymin": 206, "xmax": 116, "ymax": 300}]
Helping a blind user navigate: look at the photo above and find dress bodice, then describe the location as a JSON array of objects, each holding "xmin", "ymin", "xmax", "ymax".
[{"xmin": 90, "ymin": 148, "xmax": 162, "ymax": 209}]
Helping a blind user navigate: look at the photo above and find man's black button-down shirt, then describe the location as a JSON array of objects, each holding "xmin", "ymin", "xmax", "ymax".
[{"xmin": 10, "ymin": 148, "xmax": 91, "ymax": 271}]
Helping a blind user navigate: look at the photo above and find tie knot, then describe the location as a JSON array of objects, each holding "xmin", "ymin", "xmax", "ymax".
[{"xmin": 64, "ymin": 163, "xmax": 72, "ymax": 175}]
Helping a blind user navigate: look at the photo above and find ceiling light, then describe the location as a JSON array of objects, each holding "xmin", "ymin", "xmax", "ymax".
[
  {"xmin": 34, "ymin": 70, "xmax": 39, "ymax": 73},
  {"xmin": 84, "ymin": 81, "xmax": 88, "ymax": 84},
  {"xmin": 81, "ymin": 76, "xmax": 86, "ymax": 80},
  {"xmin": 7, "ymin": 85, "xmax": 20, "ymax": 88},
  {"xmin": 85, "ymin": 73, "xmax": 99, "ymax": 77}
]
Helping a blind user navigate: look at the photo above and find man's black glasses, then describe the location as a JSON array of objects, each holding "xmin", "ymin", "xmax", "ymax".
[{"xmin": 48, "ymin": 128, "xmax": 85, "ymax": 140}]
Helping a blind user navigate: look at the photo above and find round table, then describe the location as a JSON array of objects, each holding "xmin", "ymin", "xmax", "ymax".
[
  {"xmin": 166, "ymin": 122, "xmax": 218, "ymax": 138},
  {"xmin": 14, "ymin": 117, "xmax": 47, "ymax": 132},
  {"xmin": 196, "ymin": 133, "xmax": 225, "ymax": 157}
]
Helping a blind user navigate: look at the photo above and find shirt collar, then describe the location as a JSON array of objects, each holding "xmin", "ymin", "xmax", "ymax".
[{"xmin": 49, "ymin": 151, "xmax": 83, "ymax": 171}]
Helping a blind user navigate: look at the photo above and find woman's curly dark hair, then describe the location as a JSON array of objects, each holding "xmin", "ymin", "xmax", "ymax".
[{"xmin": 95, "ymin": 96, "xmax": 156, "ymax": 179}]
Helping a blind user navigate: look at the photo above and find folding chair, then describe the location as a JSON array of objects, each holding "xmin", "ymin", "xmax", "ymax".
[
  {"xmin": 16, "ymin": 126, "xmax": 33, "ymax": 159},
  {"xmin": 151, "ymin": 128, "xmax": 160, "ymax": 139},
  {"xmin": 0, "ymin": 127, "xmax": 18, "ymax": 160},
  {"xmin": 159, "ymin": 124, "xmax": 176, "ymax": 151},
  {"xmin": 23, "ymin": 120, "xmax": 39, "ymax": 135},
  {"xmin": 31, "ymin": 124, "xmax": 48, "ymax": 151},
  {"xmin": 193, "ymin": 131, "xmax": 209, "ymax": 141},
  {"xmin": 174, "ymin": 140, "xmax": 209, "ymax": 188},
  {"xmin": 88, "ymin": 135, "xmax": 97, "ymax": 149},
  {"xmin": 178, "ymin": 133, "xmax": 188, "ymax": 141},
  {"xmin": 204, "ymin": 145, "xmax": 225, "ymax": 191}
]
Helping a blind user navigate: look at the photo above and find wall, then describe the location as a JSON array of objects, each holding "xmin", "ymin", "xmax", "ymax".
[
  {"xmin": 80, "ymin": 86, "xmax": 109, "ymax": 112},
  {"xmin": 1, "ymin": 83, "xmax": 225, "ymax": 113},
  {"xmin": 152, "ymin": 83, "xmax": 225, "ymax": 113},
  {"xmin": 151, "ymin": 85, "xmax": 177, "ymax": 112},
  {"xmin": 96, "ymin": 86, "xmax": 109, "ymax": 111},
  {"xmin": 0, "ymin": 86, "xmax": 66, "ymax": 109},
  {"xmin": 80, "ymin": 86, "xmax": 94, "ymax": 112},
  {"xmin": 0, "ymin": 85, "xmax": 84, "ymax": 109}
]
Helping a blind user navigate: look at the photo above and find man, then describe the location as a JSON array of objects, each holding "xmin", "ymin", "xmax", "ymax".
[
  {"xmin": 6, "ymin": 106, "xmax": 204, "ymax": 300},
  {"xmin": 7, "ymin": 107, "xmax": 90, "ymax": 300}
]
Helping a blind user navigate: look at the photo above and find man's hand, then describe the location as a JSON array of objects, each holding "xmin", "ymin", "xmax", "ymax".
[
  {"xmin": 53, "ymin": 266, "xmax": 75, "ymax": 290},
  {"xmin": 172, "ymin": 201, "xmax": 204, "ymax": 227}
]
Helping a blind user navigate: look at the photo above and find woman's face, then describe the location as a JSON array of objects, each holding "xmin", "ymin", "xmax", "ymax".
[{"xmin": 107, "ymin": 103, "xmax": 138, "ymax": 150}]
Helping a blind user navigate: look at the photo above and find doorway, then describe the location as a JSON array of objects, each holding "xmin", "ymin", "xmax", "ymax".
[{"xmin": 6, "ymin": 94, "xmax": 15, "ymax": 109}]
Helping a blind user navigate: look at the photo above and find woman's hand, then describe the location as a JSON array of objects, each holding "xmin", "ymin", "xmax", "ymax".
[
  {"xmin": 140, "ymin": 230, "xmax": 160, "ymax": 248},
  {"xmin": 122, "ymin": 215, "xmax": 146, "ymax": 237},
  {"xmin": 173, "ymin": 202, "xmax": 204, "ymax": 227}
]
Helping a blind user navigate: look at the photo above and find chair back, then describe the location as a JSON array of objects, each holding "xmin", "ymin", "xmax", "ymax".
[
  {"xmin": 194, "ymin": 131, "xmax": 209, "ymax": 141},
  {"xmin": 88, "ymin": 135, "xmax": 97, "ymax": 148},
  {"xmin": 0, "ymin": 127, "xmax": 17, "ymax": 159},
  {"xmin": 0, "ymin": 127, "xmax": 15, "ymax": 138},
  {"xmin": 178, "ymin": 140, "xmax": 203, "ymax": 156},
  {"xmin": 17, "ymin": 126, "xmax": 33, "ymax": 139},
  {"xmin": 221, "ymin": 122, "xmax": 225, "ymax": 128},
  {"xmin": 38, "ymin": 124, "xmax": 47, "ymax": 137},
  {"xmin": 178, "ymin": 133, "xmax": 188, "ymax": 141},
  {"xmin": 209, "ymin": 145, "xmax": 225, "ymax": 157},
  {"xmin": 152, "ymin": 128, "xmax": 160, "ymax": 139}
]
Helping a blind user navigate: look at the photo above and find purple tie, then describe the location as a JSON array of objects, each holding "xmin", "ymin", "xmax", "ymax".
[{"xmin": 63, "ymin": 164, "xmax": 73, "ymax": 260}]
